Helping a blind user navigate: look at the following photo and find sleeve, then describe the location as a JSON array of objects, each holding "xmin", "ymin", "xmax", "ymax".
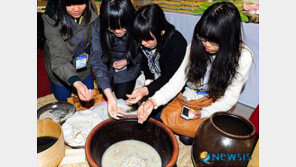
[
  {"xmin": 200, "ymin": 47, "xmax": 254, "ymax": 118},
  {"xmin": 89, "ymin": 17, "xmax": 112, "ymax": 91},
  {"xmin": 43, "ymin": 16, "xmax": 80, "ymax": 86},
  {"xmin": 151, "ymin": 44, "xmax": 191, "ymax": 109},
  {"xmin": 146, "ymin": 32, "xmax": 187, "ymax": 96}
]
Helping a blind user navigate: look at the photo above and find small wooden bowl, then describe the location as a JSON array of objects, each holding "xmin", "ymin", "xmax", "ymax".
[{"xmin": 37, "ymin": 119, "xmax": 65, "ymax": 167}]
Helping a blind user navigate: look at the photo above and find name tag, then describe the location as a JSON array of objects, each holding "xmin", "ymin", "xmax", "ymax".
[
  {"xmin": 196, "ymin": 90, "xmax": 208, "ymax": 95},
  {"xmin": 75, "ymin": 54, "xmax": 87, "ymax": 69}
]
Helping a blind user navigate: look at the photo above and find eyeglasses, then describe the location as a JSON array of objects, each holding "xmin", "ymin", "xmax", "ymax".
[
  {"xmin": 107, "ymin": 27, "xmax": 126, "ymax": 32},
  {"xmin": 196, "ymin": 34, "xmax": 219, "ymax": 47}
]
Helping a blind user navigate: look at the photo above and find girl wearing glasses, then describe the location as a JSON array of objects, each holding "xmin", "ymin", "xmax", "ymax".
[
  {"xmin": 125, "ymin": 4, "xmax": 187, "ymax": 121},
  {"xmin": 90, "ymin": 0, "xmax": 141, "ymax": 119},
  {"xmin": 136, "ymin": 2, "xmax": 254, "ymax": 145},
  {"xmin": 43, "ymin": 0, "xmax": 97, "ymax": 102}
]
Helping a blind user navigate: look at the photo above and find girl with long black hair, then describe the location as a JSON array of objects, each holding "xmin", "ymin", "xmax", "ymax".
[
  {"xmin": 125, "ymin": 3, "xmax": 187, "ymax": 121},
  {"xmin": 43, "ymin": 0, "xmax": 98, "ymax": 102},
  {"xmin": 136, "ymin": 2, "xmax": 254, "ymax": 145},
  {"xmin": 90, "ymin": 0, "xmax": 141, "ymax": 119}
]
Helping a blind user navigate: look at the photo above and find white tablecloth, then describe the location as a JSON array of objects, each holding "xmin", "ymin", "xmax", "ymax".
[{"xmin": 164, "ymin": 12, "xmax": 259, "ymax": 108}]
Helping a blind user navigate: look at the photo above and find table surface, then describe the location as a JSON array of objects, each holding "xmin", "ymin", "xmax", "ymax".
[
  {"xmin": 38, "ymin": 94, "xmax": 258, "ymax": 167},
  {"xmin": 164, "ymin": 11, "xmax": 259, "ymax": 108}
]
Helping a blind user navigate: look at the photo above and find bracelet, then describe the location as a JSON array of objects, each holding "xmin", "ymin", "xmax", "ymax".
[{"xmin": 146, "ymin": 98, "xmax": 157, "ymax": 109}]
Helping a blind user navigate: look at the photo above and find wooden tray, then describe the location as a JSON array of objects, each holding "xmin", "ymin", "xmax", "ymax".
[{"xmin": 67, "ymin": 88, "xmax": 106, "ymax": 111}]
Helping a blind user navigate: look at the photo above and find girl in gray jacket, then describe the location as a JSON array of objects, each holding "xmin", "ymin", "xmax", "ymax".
[
  {"xmin": 43, "ymin": 0, "xmax": 98, "ymax": 102},
  {"xmin": 90, "ymin": 0, "xmax": 141, "ymax": 119}
]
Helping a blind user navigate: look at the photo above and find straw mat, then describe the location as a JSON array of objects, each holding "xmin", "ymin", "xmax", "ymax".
[{"xmin": 37, "ymin": 94, "xmax": 194, "ymax": 167}]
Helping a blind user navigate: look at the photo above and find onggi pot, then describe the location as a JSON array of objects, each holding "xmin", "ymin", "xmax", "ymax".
[
  {"xmin": 192, "ymin": 112, "xmax": 258, "ymax": 167},
  {"xmin": 85, "ymin": 115, "xmax": 179, "ymax": 167}
]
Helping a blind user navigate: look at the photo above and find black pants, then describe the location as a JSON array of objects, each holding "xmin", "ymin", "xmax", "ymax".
[{"xmin": 112, "ymin": 79, "xmax": 137, "ymax": 100}]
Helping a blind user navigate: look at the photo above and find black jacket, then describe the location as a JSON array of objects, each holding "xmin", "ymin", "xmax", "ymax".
[{"xmin": 141, "ymin": 30, "xmax": 187, "ymax": 97}]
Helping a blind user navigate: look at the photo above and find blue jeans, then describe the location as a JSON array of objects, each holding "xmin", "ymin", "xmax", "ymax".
[
  {"xmin": 150, "ymin": 106, "xmax": 164, "ymax": 121},
  {"xmin": 49, "ymin": 75, "xmax": 94, "ymax": 102}
]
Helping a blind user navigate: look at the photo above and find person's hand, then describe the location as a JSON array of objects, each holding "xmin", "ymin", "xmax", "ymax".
[
  {"xmin": 85, "ymin": 53, "xmax": 89, "ymax": 62},
  {"xmin": 137, "ymin": 99, "xmax": 155, "ymax": 124},
  {"xmin": 73, "ymin": 81, "xmax": 94, "ymax": 101},
  {"xmin": 113, "ymin": 59, "xmax": 128, "ymax": 70},
  {"xmin": 192, "ymin": 110, "xmax": 202, "ymax": 119},
  {"xmin": 125, "ymin": 87, "xmax": 149, "ymax": 105},
  {"xmin": 144, "ymin": 79, "xmax": 153, "ymax": 86},
  {"xmin": 79, "ymin": 53, "xmax": 89, "ymax": 62},
  {"xmin": 107, "ymin": 94, "xmax": 124, "ymax": 120}
]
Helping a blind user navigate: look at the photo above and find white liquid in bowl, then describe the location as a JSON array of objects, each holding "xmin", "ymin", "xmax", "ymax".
[{"xmin": 101, "ymin": 140, "xmax": 162, "ymax": 167}]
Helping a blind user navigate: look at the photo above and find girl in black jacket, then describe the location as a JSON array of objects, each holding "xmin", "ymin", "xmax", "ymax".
[
  {"xmin": 125, "ymin": 4, "xmax": 187, "ymax": 120},
  {"xmin": 90, "ymin": 0, "xmax": 141, "ymax": 119}
]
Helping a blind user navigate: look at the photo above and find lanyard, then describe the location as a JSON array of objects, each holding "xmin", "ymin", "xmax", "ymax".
[{"xmin": 70, "ymin": 16, "xmax": 84, "ymax": 55}]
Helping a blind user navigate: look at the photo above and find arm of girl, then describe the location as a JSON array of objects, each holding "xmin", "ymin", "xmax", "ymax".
[
  {"xmin": 151, "ymin": 44, "xmax": 191, "ymax": 108},
  {"xmin": 125, "ymin": 87, "xmax": 149, "ymax": 105},
  {"xmin": 113, "ymin": 59, "xmax": 128, "ymax": 69},
  {"xmin": 137, "ymin": 99, "xmax": 156, "ymax": 124},
  {"xmin": 126, "ymin": 33, "xmax": 187, "ymax": 105},
  {"xmin": 43, "ymin": 15, "xmax": 79, "ymax": 86},
  {"xmin": 145, "ymin": 32, "xmax": 187, "ymax": 97},
  {"xmin": 134, "ymin": 44, "xmax": 191, "ymax": 123},
  {"xmin": 73, "ymin": 81, "xmax": 94, "ymax": 101},
  {"xmin": 103, "ymin": 88, "xmax": 124, "ymax": 119},
  {"xmin": 90, "ymin": 18, "xmax": 112, "ymax": 91},
  {"xmin": 200, "ymin": 46, "xmax": 254, "ymax": 118}
]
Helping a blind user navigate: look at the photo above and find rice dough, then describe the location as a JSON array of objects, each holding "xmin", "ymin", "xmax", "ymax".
[{"xmin": 101, "ymin": 140, "xmax": 162, "ymax": 167}]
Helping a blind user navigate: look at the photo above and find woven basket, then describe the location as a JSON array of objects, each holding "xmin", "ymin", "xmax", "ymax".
[{"xmin": 37, "ymin": 119, "xmax": 65, "ymax": 167}]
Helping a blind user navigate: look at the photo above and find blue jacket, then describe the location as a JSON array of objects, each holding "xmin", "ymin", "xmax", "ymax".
[{"xmin": 90, "ymin": 17, "xmax": 141, "ymax": 91}]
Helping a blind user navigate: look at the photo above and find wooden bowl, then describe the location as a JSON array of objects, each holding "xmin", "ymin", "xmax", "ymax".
[
  {"xmin": 37, "ymin": 119, "xmax": 65, "ymax": 167},
  {"xmin": 85, "ymin": 115, "xmax": 179, "ymax": 167}
]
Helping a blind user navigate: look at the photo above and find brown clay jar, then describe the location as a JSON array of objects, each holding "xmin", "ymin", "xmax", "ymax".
[{"xmin": 192, "ymin": 112, "xmax": 258, "ymax": 167}]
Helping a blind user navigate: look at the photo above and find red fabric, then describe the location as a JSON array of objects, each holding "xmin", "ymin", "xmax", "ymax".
[
  {"xmin": 249, "ymin": 104, "xmax": 259, "ymax": 135},
  {"xmin": 37, "ymin": 49, "xmax": 52, "ymax": 98}
]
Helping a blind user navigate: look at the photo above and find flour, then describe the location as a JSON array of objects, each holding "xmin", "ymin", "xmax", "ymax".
[
  {"xmin": 39, "ymin": 110, "xmax": 73, "ymax": 123},
  {"xmin": 62, "ymin": 109, "xmax": 104, "ymax": 147}
]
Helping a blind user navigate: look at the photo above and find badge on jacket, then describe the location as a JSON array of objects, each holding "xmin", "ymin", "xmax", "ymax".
[{"xmin": 75, "ymin": 54, "xmax": 87, "ymax": 70}]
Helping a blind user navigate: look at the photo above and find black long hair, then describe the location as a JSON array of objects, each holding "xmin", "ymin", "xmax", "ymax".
[
  {"xmin": 132, "ymin": 3, "xmax": 175, "ymax": 50},
  {"xmin": 186, "ymin": 2, "xmax": 243, "ymax": 100},
  {"xmin": 45, "ymin": 0, "xmax": 94, "ymax": 36},
  {"xmin": 99, "ymin": 0, "xmax": 137, "ymax": 67}
]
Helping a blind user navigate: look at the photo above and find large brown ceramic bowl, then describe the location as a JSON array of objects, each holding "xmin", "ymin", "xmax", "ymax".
[
  {"xmin": 192, "ymin": 112, "xmax": 258, "ymax": 167},
  {"xmin": 85, "ymin": 115, "xmax": 178, "ymax": 167}
]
